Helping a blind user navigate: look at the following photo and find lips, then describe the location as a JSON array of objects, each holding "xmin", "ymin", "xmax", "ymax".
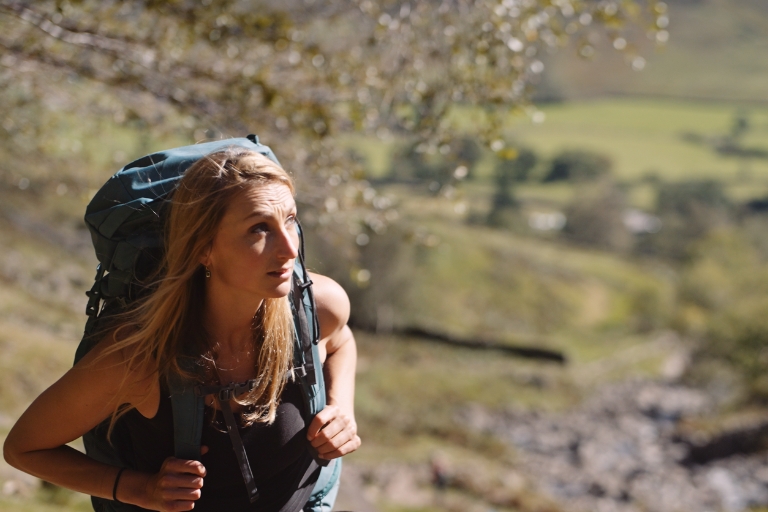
[{"xmin": 267, "ymin": 267, "xmax": 292, "ymax": 279}]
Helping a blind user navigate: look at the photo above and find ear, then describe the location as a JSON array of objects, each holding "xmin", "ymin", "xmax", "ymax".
[{"xmin": 199, "ymin": 243, "xmax": 212, "ymax": 268}]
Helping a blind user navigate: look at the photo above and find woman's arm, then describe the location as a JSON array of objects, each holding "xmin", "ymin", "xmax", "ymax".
[
  {"xmin": 306, "ymin": 273, "xmax": 361, "ymax": 459},
  {"xmin": 2, "ymin": 340, "xmax": 205, "ymax": 512}
]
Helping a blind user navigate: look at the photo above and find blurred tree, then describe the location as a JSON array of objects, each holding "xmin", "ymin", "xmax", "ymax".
[
  {"xmin": 678, "ymin": 232, "xmax": 768, "ymax": 403},
  {"xmin": 486, "ymin": 146, "xmax": 537, "ymax": 227},
  {"xmin": 0, "ymin": 0, "xmax": 665, "ymax": 198},
  {"xmin": 388, "ymin": 136, "xmax": 481, "ymax": 184},
  {"xmin": 730, "ymin": 110, "xmax": 750, "ymax": 140},
  {"xmin": 561, "ymin": 179, "xmax": 630, "ymax": 251},
  {"xmin": 453, "ymin": 137, "xmax": 483, "ymax": 181},
  {"xmin": 388, "ymin": 142, "xmax": 432, "ymax": 181},
  {"xmin": 643, "ymin": 180, "xmax": 731, "ymax": 260},
  {"xmin": 0, "ymin": 0, "xmax": 667, "ymax": 289},
  {"xmin": 501, "ymin": 146, "xmax": 538, "ymax": 183},
  {"xmin": 543, "ymin": 149, "xmax": 612, "ymax": 182}
]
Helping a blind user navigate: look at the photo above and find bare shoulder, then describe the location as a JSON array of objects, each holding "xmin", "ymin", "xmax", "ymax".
[
  {"xmin": 308, "ymin": 272, "xmax": 350, "ymax": 339},
  {"xmin": 73, "ymin": 331, "xmax": 159, "ymax": 415}
]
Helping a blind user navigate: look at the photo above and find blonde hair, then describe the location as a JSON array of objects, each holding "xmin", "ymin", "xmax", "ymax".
[{"xmin": 104, "ymin": 147, "xmax": 296, "ymax": 433}]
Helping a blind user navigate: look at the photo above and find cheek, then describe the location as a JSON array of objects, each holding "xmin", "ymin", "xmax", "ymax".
[
  {"xmin": 242, "ymin": 243, "xmax": 268, "ymax": 266},
  {"xmin": 215, "ymin": 239, "xmax": 262, "ymax": 269}
]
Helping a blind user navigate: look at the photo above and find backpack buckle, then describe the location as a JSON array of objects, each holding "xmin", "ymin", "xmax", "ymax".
[
  {"xmin": 218, "ymin": 388, "xmax": 233, "ymax": 401},
  {"xmin": 305, "ymin": 365, "xmax": 317, "ymax": 386},
  {"xmin": 84, "ymin": 265, "xmax": 106, "ymax": 317},
  {"xmin": 84, "ymin": 288, "xmax": 101, "ymax": 317}
]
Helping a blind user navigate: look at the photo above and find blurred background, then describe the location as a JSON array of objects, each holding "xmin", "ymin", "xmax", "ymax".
[{"xmin": 1, "ymin": 0, "xmax": 768, "ymax": 511}]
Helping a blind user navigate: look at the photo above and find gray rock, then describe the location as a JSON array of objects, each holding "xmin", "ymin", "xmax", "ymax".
[{"xmin": 459, "ymin": 379, "xmax": 768, "ymax": 512}]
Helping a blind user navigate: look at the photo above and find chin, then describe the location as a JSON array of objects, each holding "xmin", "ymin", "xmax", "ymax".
[{"xmin": 268, "ymin": 282, "xmax": 293, "ymax": 298}]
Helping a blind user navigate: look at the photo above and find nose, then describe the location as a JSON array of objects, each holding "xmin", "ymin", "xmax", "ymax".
[{"xmin": 276, "ymin": 224, "xmax": 299, "ymax": 260}]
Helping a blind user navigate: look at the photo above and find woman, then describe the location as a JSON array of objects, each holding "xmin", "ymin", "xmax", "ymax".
[{"xmin": 3, "ymin": 148, "xmax": 361, "ymax": 511}]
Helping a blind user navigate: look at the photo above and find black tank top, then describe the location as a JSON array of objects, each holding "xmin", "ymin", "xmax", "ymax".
[{"xmin": 115, "ymin": 381, "xmax": 320, "ymax": 512}]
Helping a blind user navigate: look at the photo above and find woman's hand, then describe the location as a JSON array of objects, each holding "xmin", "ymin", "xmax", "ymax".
[
  {"xmin": 307, "ymin": 404, "xmax": 361, "ymax": 460},
  {"xmin": 125, "ymin": 457, "xmax": 206, "ymax": 512},
  {"xmin": 307, "ymin": 273, "xmax": 360, "ymax": 461}
]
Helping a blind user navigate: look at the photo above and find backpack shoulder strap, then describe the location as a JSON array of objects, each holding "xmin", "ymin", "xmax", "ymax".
[
  {"xmin": 290, "ymin": 223, "xmax": 331, "ymax": 468},
  {"xmin": 291, "ymin": 271, "xmax": 326, "ymax": 416},
  {"xmin": 167, "ymin": 369, "xmax": 205, "ymax": 461},
  {"xmin": 291, "ymin": 222, "xmax": 326, "ymax": 418}
]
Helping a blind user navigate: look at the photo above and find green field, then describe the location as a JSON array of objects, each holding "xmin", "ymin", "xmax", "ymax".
[
  {"xmin": 354, "ymin": 98, "xmax": 768, "ymax": 211},
  {"xmin": 507, "ymin": 99, "xmax": 768, "ymax": 183}
]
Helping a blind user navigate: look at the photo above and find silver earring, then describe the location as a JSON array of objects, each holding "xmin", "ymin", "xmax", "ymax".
[{"xmin": 205, "ymin": 266, "xmax": 211, "ymax": 278}]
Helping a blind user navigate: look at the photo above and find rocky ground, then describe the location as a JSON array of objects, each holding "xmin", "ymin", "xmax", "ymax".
[{"xmin": 458, "ymin": 379, "xmax": 768, "ymax": 512}]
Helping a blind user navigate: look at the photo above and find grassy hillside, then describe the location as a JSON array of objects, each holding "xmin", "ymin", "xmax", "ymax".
[
  {"xmin": 0, "ymin": 219, "xmax": 93, "ymax": 510},
  {"xmin": 4, "ymin": 89, "xmax": 768, "ymax": 509},
  {"xmin": 3, "ymin": 0, "xmax": 768, "ymax": 505},
  {"xmin": 0, "ymin": 155, "xmax": 683, "ymax": 512}
]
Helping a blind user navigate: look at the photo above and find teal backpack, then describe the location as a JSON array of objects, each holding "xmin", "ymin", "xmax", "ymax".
[{"xmin": 75, "ymin": 135, "xmax": 334, "ymax": 511}]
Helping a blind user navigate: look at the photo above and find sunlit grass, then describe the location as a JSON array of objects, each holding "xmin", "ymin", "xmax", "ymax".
[
  {"xmin": 374, "ymin": 188, "xmax": 675, "ymax": 344},
  {"xmin": 505, "ymin": 98, "xmax": 768, "ymax": 183},
  {"xmin": 0, "ymin": 318, "xmax": 74, "ymax": 409},
  {"xmin": 0, "ymin": 490, "xmax": 92, "ymax": 512}
]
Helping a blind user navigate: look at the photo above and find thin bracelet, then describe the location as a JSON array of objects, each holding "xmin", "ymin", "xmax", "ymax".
[{"xmin": 112, "ymin": 467, "xmax": 127, "ymax": 503}]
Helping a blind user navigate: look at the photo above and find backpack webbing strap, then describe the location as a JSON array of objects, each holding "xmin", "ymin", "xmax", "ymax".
[
  {"xmin": 291, "ymin": 266, "xmax": 327, "ymax": 421},
  {"xmin": 218, "ymin": 398, "xmax": 260, "ymax": 503},
  {"xmin": 293, "ymin": 277, "xmax": 317, "ymax": 386},
  {"xmin": 291, "ymin": 229, "xmax": 330, "ymax": 468},
  {"xmin": 292, "ymin": 277, "xmax": 329, "ymax": 468},
  {"xmin": 295, "ymin": 221, "xmax": 321, "ymax": 348}
]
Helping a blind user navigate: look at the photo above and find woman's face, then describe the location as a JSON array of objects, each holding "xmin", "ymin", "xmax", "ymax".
[{"xmin": 203, "ymin": 182, "xmax": 299, "ymax": 301}]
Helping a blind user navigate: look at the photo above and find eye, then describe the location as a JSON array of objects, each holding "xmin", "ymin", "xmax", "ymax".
[
  {"xmin": 250, "ymin": 222, "xmax": 268, "ymax": 234},
  {"xmin": 286, "ymin": 214, "xmax": 297, "ymax": 226}
]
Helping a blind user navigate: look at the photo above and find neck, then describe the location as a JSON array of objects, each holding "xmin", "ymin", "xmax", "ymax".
[{"xmin": 202, "ymin": 280, "xmax": 265, "ymax": 352}]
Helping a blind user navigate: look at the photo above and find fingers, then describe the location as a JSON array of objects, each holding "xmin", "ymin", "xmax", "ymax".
[
  {"xmin": 307, "ymin": 405, "xmax": 361, "ymax": 460},
  {"xmin": 317, "ymin": 434, "xmax": 362, "ymax": 460},
  {"xmin": 307, "ymin": 405, "xmax": 338, "ymax": 440},
  {"xmin": 162, "ymin": 457, "xmax": 207, "ymax": 478},
  {"xmin": 159, "ymin": 472, "xmax": 204, "ymax": 491},
  {"xmin": 147, "ymin": 457, "xmax": 206, "ymax": 511},
  {"xmin": 158, "ymin": 498, "xmax": 199, "ymax": 512},
  {"xmin": 309, "ymin": 415, "xmax": 348, "ymax": 446},
  {"xmin": 164, "ymin": 502, "xmax": 196, "ymax": 512}
]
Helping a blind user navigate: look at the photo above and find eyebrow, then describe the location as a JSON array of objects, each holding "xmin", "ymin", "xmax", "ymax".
[{"xmin": 242, "ymin": 207, "xmax": 297, "ymax": 222}]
